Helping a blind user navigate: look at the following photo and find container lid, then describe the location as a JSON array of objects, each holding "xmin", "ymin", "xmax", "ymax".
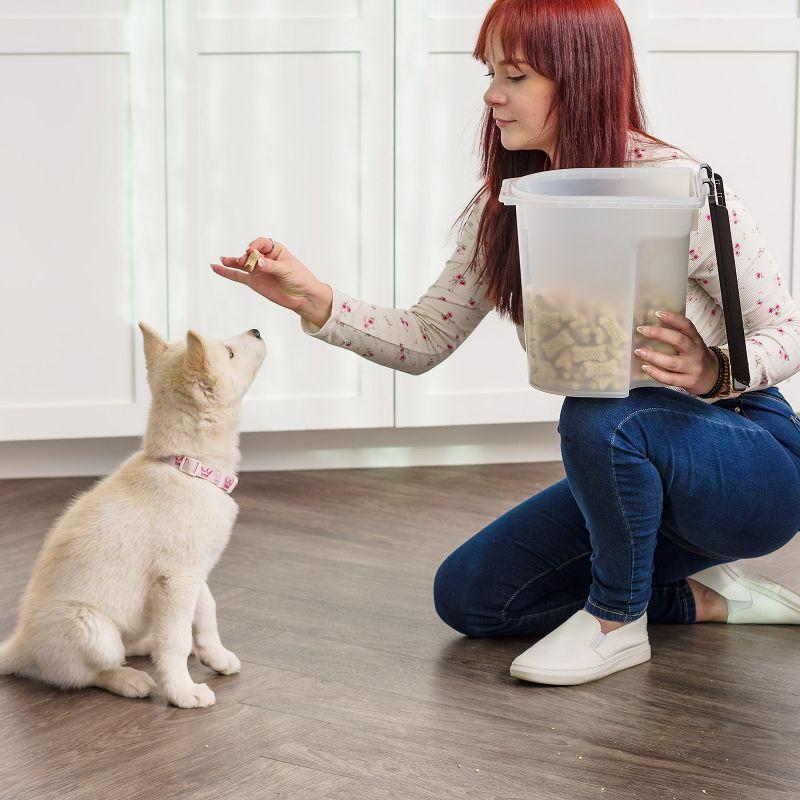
[{"xmin": 499, "ymin": 166, "xmax": 709, "ymax": 210}]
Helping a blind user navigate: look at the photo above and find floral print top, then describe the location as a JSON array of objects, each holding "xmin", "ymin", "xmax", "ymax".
[{"xmin": 302, "ymin": 131, "xmax": 799, "ymax": 401}]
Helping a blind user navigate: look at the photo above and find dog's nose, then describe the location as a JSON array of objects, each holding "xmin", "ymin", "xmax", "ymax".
[{"xmin": 249, "ymin": 329, "xmax": 261, "ymax": 339}]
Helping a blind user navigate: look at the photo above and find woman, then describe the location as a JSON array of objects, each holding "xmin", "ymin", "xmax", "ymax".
[{"xmin": 211, "ymin": 0, "xmax": 800, "ymax": 685}]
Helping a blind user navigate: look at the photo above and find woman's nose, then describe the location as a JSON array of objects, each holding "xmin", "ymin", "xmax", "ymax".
[{"xmin": 484, "ymin": 87, "xmax": 505, "ymax": 107}]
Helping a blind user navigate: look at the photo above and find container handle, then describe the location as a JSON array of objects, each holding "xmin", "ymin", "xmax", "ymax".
[{"xmin": 698, "ymin": 164, "xmax": 750, "ymax": 392}]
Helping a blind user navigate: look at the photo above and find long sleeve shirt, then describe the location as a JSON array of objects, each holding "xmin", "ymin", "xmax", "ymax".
[{"xmin": 302, "ymin": 131, "xmax": 800, "ymax": 400}]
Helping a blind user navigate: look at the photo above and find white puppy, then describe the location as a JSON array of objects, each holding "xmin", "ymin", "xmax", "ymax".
[{"xmin": 0, "ymin": 323, "xmax": 266, "ymax": 708}]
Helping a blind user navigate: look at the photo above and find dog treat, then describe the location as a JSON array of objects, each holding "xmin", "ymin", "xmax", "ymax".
[
  {"xmin": 554, "ymin": 349, "xmax": 573, "ymax": 372},
  {"xmin": 572, "ymin": 326, "xmax": 594, "ymax": 345},
  {"xmin": 244, "ymin": 249, "xmax": 260, "ymax": 273},
  {"xmin": 541, "ymin": 328, "xmax": 576, "ymax": 359},
  {"xmin": 572, "ymin": 345, "xmax": 607, "ymax": 364},
  {"xmin": 598, "ymin": 314, "xmax": 627, "ymax": 348},
  {"xmin": 584, "ymin": 360, "xmax": 618, "ymax": 377}
]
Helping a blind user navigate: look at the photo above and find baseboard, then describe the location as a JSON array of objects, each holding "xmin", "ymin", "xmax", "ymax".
[{"xmin": 0, "ymin": 422, "xmax": 563, "ymax": 479}]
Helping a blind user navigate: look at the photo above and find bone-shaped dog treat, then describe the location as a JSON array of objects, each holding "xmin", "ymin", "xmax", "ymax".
[
  {"xmin": 598, "ymin": 314, "xmax": 626, "ymax": 347},
  {"xmin": 554, "ymin": 349, "xmax": 573, "ymax": 370},
  {"xmin": 537, "ymin": 310, "xmax": 562, "ymax": 330},
  {"xmin": 541, "ymin": 329, "xmax": 576, "ymax": 359},
  {"xmin": 584, "ymin": 360, "xmax": 619, "ymax": 377},
  {"xmin": 572, "ymin": 326, "xmax": 593, "ymax": 345},
  {"xmin": 244, "ymin": 249, "xmax": 260, "ymax": 273},
  {"xmin": 572, "ymin": 345, "xmax": 607, "ymax": 363}
]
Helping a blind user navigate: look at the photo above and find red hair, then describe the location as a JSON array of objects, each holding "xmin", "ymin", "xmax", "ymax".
[{"xmin": 461, "ymin": 0, "xmax": 679, "ymax": 324}]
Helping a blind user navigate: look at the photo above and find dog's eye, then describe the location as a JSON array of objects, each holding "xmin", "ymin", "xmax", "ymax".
[{"xmin": 226, "ymin": 346, "xmax": 234, "ymax": 359}]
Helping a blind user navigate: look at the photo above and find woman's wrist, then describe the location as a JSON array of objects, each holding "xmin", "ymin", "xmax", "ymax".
[
  {"xmin": 299, "ymin": 282, "xmax": 334, "ymax": 329},
  {"xmin": 695, "ymin": 347, "xmax": 722, "ymax": 396},
  {"xmin": 696, "ymin": 346, "xmax": 730, "ymax": 398}
]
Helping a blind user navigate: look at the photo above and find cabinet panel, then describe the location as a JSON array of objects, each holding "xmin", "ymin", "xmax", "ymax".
[
  {"xmin": 165, "ymin": 0, "xmax": 394, "ymax": 431},
  {"xmin": 0, "ymin": 1, "xmax": 166, "ymax": 441},
  {"xmin": 395, "ymin": 0, "xmax": 564, "ymax": 427}
]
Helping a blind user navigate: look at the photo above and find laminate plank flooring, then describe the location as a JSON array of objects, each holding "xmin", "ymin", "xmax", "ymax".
[{"xmin": 0, "ymin": 463, "xmax": 797, "ymax": 800}]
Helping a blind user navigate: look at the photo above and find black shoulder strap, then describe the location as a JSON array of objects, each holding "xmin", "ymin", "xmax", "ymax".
[{"xmin": 699, "ymin": 164, "xmax": 750, "ymax": 392}]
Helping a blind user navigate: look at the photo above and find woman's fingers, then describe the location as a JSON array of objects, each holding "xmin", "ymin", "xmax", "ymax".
[
  {"xmin": 636, "ymin": 323, "xmax": 690, "ymax": 351},
  {"xmin": 653, "ymin": 309, "xmax": 699, "ymax": 336},
  {"xmin": 217, "ymin": 239, "xmax": 279, "ymax": 273},
  {"xmin": 248, "ymin": 237, "xmax": 278, "ymax": 255},
  {"xmin": 210, "ymin": 263, "xmax": 251, "ymax": 284},
  {"xmin": 634, "ymin": 347, "xmax": 684, "ymax": 373},
  {"xmin": 220, "ymin": 255, "xmax": 248, "ymax": 270},
  {"xmin": 639, "ymin": 362, "xmax": 688, "ymax": 387}
]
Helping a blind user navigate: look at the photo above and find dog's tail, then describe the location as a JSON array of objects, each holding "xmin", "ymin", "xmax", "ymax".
[{"xmin": 0, "ymin": 633, "xmax": 25, "ymax": 676}]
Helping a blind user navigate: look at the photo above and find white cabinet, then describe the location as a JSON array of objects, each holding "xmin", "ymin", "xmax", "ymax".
[
  {"xmin": 0, "ymin": 1, "xmax": 166, "ymax": 441},
  {"xmin": 394, "ymin": 0, "xmax": 564, "ymax": 428},
  {"xmin": 164, "ymin": 0, "xmax": 395, "ymax": 433}
]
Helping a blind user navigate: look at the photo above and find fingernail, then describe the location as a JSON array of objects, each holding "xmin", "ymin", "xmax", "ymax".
[
  {"xmin": 636, "ymin": 326, "xmax": 647, "ymax": 334},
  {"xmin": 641, "ymin": 364, "xmax": 651, "ymax": 372},
  {"xmin": 258, "ymin": 258, "xmax": 266, "ymax": 268},
  {"xmin": 634, "ymin": 348, "xmax": 646, "ymax": 358},
  {"xmin": 655, "ymin": 311, "xmax": 666, "ymax": 319}
]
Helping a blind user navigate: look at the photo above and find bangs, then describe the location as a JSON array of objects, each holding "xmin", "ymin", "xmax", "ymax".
[{"xmin": 473, "ymin": 1, "xmax": 552, "ymax": 79}]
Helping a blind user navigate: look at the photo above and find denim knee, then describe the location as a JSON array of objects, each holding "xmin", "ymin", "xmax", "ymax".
[
  {"xmin": 432, "ymin": 553, "xmax": 501, "ymax": 638},
  {"xmin": 558, "ymin": 395, "xmax": 617, "ymax": 451}
]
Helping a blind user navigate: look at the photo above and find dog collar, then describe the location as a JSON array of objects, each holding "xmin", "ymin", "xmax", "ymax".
[{"xmin": 164, "ymin": 455, "xmax": 238, "ymax": 494}]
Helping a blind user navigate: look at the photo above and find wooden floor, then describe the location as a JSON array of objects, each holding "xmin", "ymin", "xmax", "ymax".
[{"xmin": 0, "ymin": 462, "xmax": 798, "ymax": 800}]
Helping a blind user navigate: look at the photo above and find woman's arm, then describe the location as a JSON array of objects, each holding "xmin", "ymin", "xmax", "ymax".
[
  {"xmin": 212, "ymin": 194, "xmax": 492, "ymax": 375},
  {"xmin": 301, "ymin": 196, "xmax": 492, "ymax": 375},
  {"xmin": 688, "ymin": 191, "xmax": 800, "ymax": 394}
]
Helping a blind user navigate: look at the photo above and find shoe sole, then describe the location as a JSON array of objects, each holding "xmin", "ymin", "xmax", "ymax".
[
  {"xmin": 509, "ymin": 642, "xmax": 652, "ymax": 686},
  {"xmin": 723, "ymin": 564, "xmax": 800, "ymax": 620}
]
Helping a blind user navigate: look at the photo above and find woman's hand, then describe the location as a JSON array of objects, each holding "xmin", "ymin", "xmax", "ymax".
[
  {"xmin": 633, "ymin": 310, "xmax": 720, "ymax": 396},
  {"xmin": 210, "ymin": 237, "xmax": 333, "ymax": 328}
]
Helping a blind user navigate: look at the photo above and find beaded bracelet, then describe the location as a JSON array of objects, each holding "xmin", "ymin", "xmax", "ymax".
[{"xmin": 696, "ymin": 346, "xmax": 730, "ymax": 399}]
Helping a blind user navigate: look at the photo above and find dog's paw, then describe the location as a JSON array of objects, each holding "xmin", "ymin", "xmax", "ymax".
[
  {"xmin": 197, "ymin": 646, "xmax": 241, "ymax": 676},
  {"xmin": 95, "ymin": 666, "xmax": 156, "ymax": 699},
  {"xmin": 166, "ymin": 682, "xmax": 216, "ymax": 708}
]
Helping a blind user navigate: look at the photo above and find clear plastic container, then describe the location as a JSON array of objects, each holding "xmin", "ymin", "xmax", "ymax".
[{"xmin": 499, "ymin": 166, "xmax": 708, "ymax": 398}]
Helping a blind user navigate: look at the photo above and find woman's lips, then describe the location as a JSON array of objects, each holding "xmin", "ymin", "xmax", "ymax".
[{"xmin": 495, "ymin": 119, "xmax": 515, "ymax": 128}]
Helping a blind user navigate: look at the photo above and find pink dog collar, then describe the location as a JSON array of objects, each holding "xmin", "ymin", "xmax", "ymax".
[{"xmin": 165, "ymin": 455, "xmax": 238, "ymax": 494}]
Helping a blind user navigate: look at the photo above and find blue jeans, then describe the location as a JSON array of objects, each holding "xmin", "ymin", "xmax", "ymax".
[{"xmin": 434, "ymin": 386, "xmax": 800, "ymax": 635}]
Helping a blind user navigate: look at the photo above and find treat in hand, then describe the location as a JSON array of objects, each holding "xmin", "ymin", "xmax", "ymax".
[{"xmin": 244, "ymin": 248, "xmax": 260, "ymax": 273}]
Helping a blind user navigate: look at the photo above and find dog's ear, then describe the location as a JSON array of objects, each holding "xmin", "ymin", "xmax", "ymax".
[
  {"xmin": 184, "ymin": 330, "xmax": 214, "ymax": 385},
  {"xmin": 139, "ymin": 322, "xmax": 167, "ymax": 367}
]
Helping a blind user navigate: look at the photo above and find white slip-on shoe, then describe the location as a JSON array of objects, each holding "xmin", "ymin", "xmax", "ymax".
[
  {"xmin": 509, "ymin": 609, "xmax": 651, "ymax": 686},
  {"xmin": 689, "ymin": 563, "xmax": 800, "ymax": 624}
]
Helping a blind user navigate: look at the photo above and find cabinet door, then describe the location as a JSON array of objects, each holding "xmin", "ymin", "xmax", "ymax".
[
  {"xmin": 618, "ymin": 0, "xmax": 800, "ymax": 407},
  {"xmin": 165, "ymin": 0, "xmax": 394, "ymax": 432},
  {"xmin": 394, "ymin": 0, "xmax": 564, "ymax": 428},
  {"xmin": 0, "ymin": 1, "xmax": 166, "ymax": 441}
]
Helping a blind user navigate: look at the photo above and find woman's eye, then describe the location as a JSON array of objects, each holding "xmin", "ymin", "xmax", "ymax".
[
  {"xmin": 226, "ymin": 346, "xmax": 234, "ymax": 359},
  {"xmin": 484, "ymin": 72, "xmax": 524, "ymax": 82}
]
